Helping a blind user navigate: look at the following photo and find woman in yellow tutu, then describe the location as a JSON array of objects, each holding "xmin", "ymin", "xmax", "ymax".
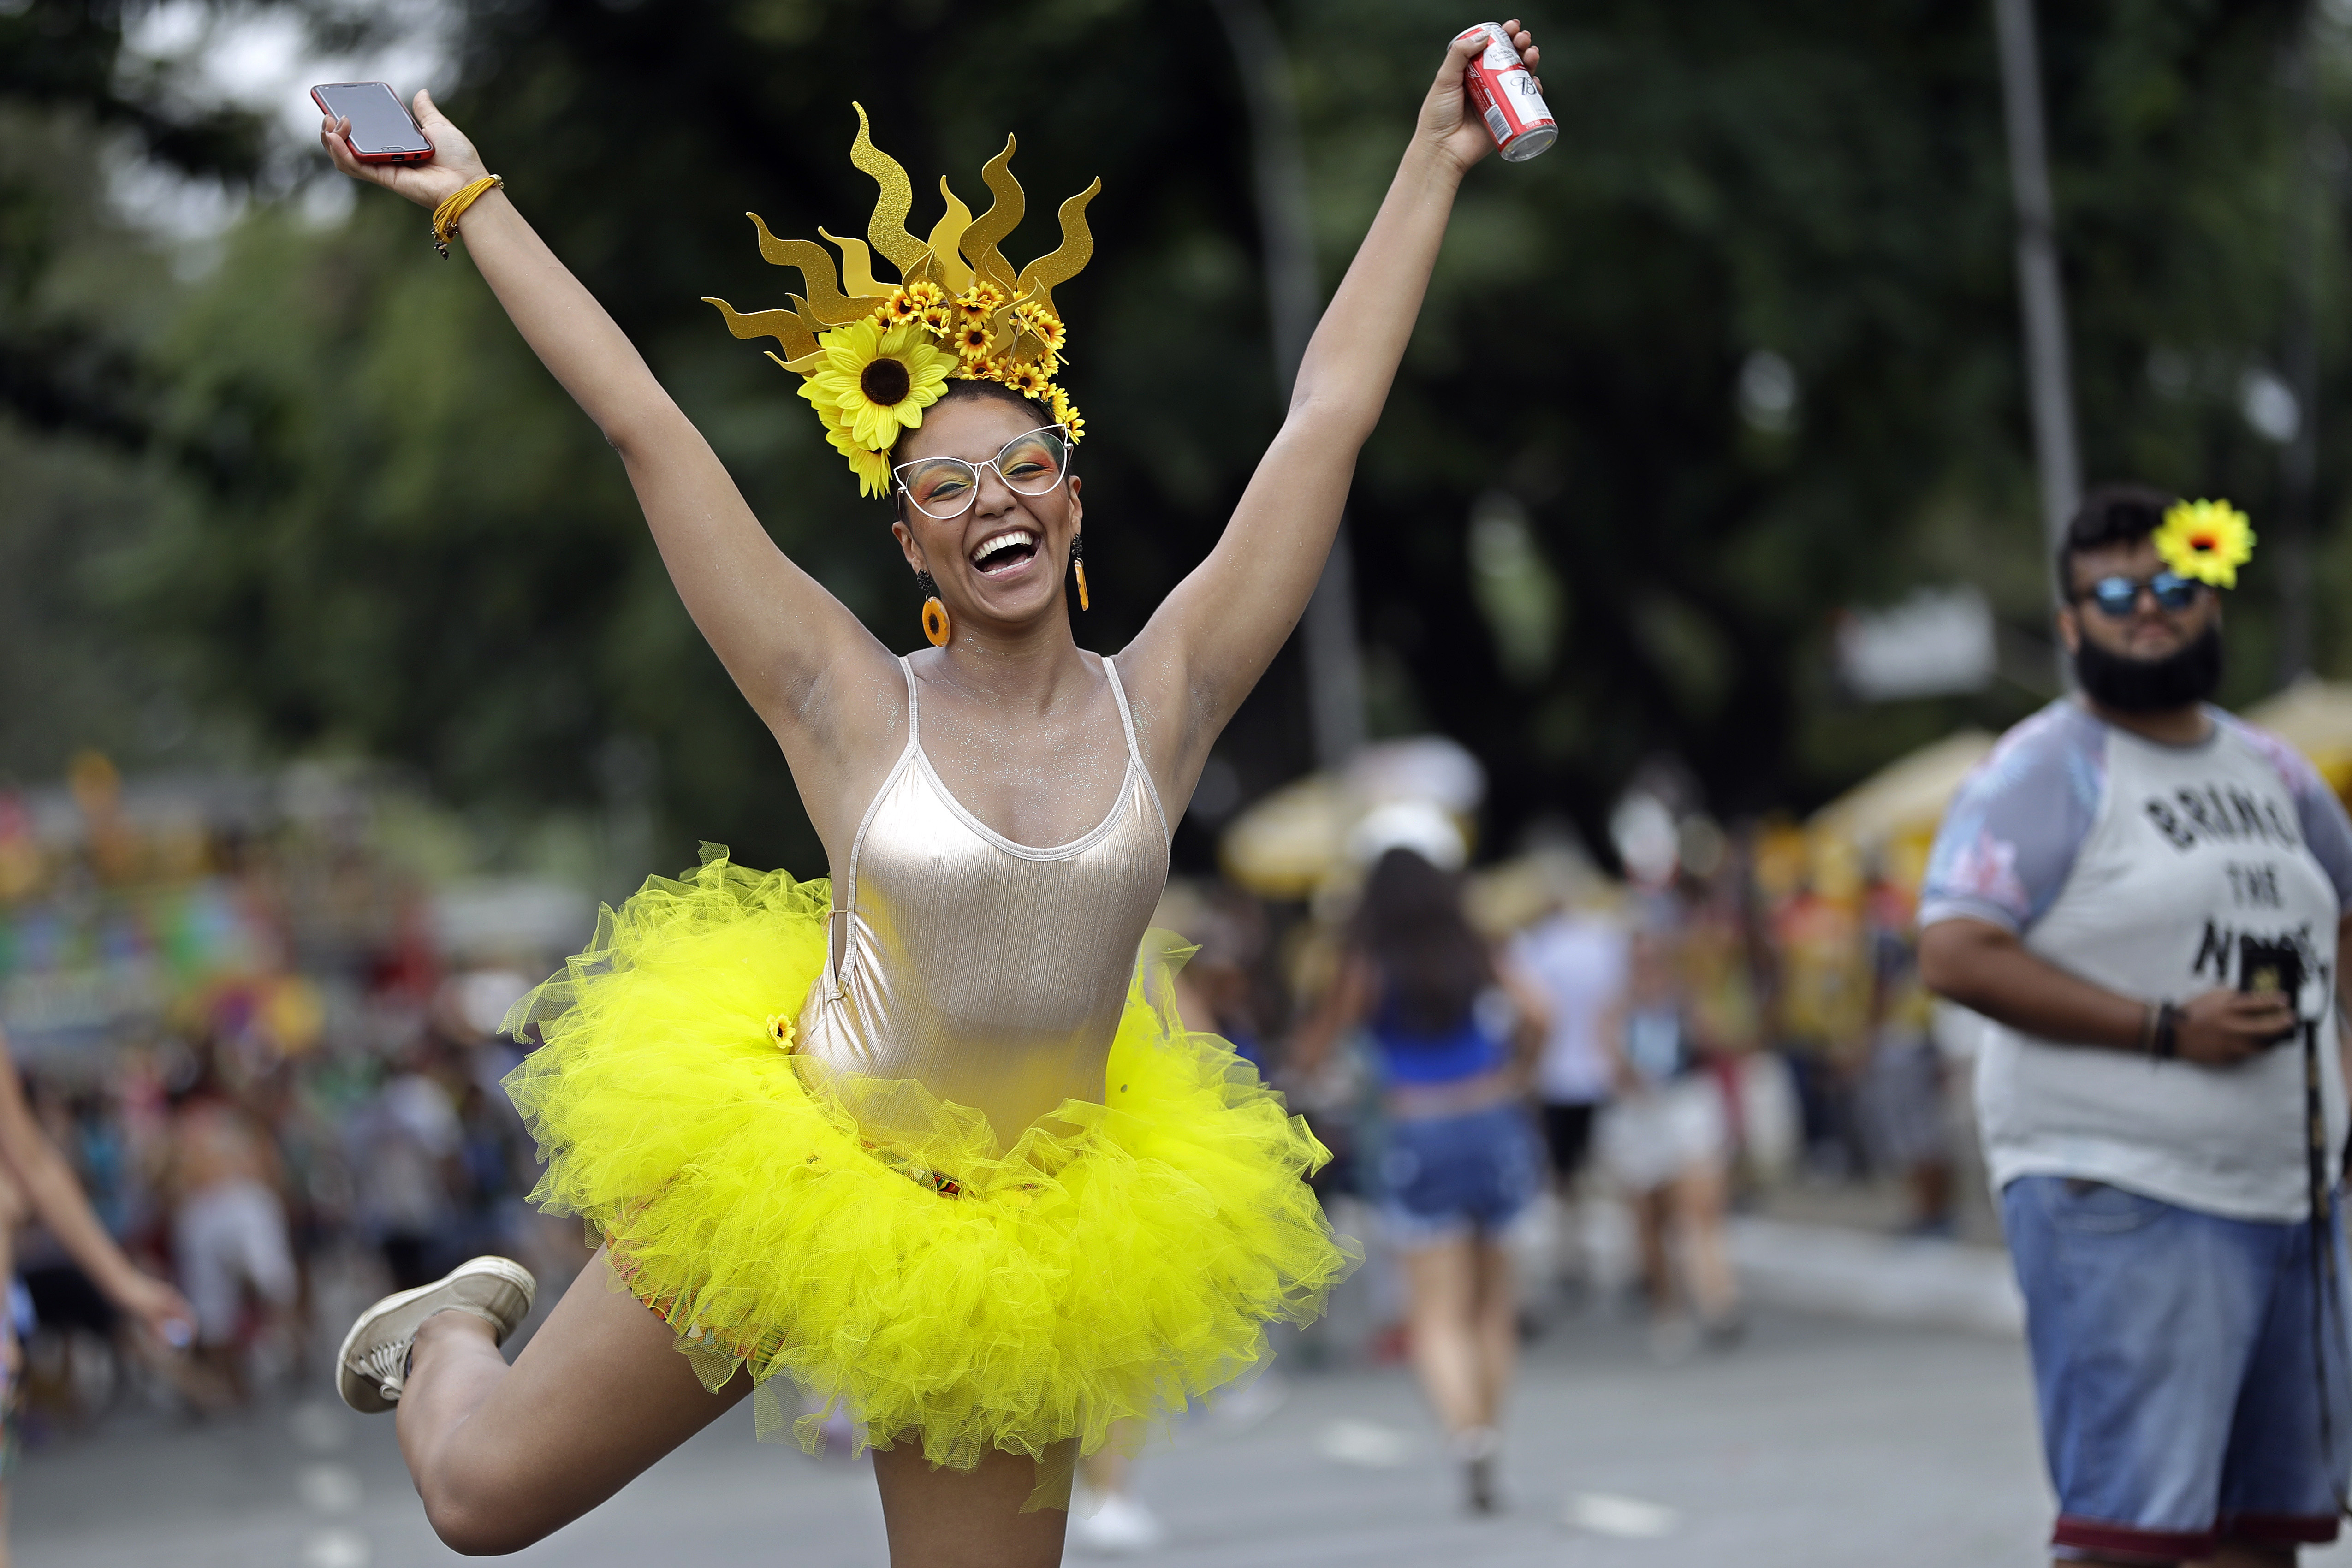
[{"xmin": 317, "ymin": 21, "xmax": 1545, "ymax": 1564}]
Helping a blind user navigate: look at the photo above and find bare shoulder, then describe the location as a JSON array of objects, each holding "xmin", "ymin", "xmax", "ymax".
[
  {"xmin": 772, "ymin": 635, "xmax": 916, "ymax": 860},
  {"xmin": 1105, "ymin": 628, "xmax": 1203, "ymax": 787}
]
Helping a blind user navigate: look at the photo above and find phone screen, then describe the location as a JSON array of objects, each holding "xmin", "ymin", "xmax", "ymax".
[{"xmin": 313, "ymin": 82, "xmax": 432, "ymax": 156}]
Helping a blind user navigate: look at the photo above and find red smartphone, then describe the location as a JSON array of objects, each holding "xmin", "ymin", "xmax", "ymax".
[{"xmin": 311, "ymin": 82, "xmax": 434, "ymax": 164}]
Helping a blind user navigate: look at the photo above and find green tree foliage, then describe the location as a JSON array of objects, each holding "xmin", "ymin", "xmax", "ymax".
[
  {"xmin": 3, "ymin": 0, "xmax": 2344, "ymax": 874},
  {"xmin": 0, "ymin": 3, "xmax": 277, "ymax": 777}
]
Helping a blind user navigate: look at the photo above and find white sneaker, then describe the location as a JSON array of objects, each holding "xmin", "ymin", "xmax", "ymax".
[
  {"xmin": 334, "ymin": 1256, "xmax": 536, "ymax": 1414},
  {"xmin": 1069, "ymin": 1489, "xmax": 1167, "ymax": 1555}
]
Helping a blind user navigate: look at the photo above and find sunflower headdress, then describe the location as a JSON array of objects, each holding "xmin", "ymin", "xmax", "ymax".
[
  {"xmin": 703, "ymin": 105, "xmax": 1097, "ymax": 498},
  {"xmin": 2153, "ymin": 498, "xmax": 2257, "ymax": 589}
]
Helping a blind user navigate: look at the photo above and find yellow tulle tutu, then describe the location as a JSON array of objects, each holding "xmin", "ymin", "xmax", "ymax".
[{"xmin": 501, "ymin": 852, "xmax": 1352, "ymax": 1477}]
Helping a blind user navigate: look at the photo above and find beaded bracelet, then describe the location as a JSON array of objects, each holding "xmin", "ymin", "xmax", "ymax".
[{"xmin": 431, "ymin": 174, "xmax": 504, "ymax": 259}]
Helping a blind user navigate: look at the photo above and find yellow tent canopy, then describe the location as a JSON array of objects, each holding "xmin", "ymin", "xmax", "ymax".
[
  {"xmin": 2242, "ymin": 677, "xmax": 2352, "ymax": 799},
  {"xmin": 1808, "ymin": 728, "xmax": 1996, "ymax": 849}
]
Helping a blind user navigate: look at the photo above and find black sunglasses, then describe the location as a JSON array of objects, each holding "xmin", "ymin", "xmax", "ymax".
[{"xmin": 2076, "ymin": 571, "xmax": 2205, "ymax": 618}]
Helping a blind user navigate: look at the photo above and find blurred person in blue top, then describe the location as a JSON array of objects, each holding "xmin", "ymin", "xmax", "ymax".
[
  {"xmin": 1294, "ymin": 805, "xmax": 1550, "ymax": 1515},
  {"xmin": 1920, "ymin": 485, "xmax": 2352, "ymax": 1568}
]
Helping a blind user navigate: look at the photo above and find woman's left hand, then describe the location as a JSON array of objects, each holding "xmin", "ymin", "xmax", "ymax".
[{"xmin": 1415, "ymin": 18, "xmax": 1544, "ymax": 174}]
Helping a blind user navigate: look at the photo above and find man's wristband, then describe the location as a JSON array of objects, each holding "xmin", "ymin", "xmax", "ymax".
[{"xmin": 2148, "ymin": 1001, "xmax": 2181, "ymax": 1061}]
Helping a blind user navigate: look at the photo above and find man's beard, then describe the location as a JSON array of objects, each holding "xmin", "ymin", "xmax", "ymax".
[{"xmin": 2073, "ymin": 623, "xmax": 2223, "ymax": 713}]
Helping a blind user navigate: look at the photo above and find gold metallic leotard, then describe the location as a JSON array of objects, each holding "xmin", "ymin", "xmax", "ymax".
[{"xmin": 797, "ymin": 653, "xmax": 1170, "ymax": 1148}]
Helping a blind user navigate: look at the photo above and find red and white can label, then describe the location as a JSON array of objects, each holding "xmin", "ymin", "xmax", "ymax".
[{"xmin": 1455, "ymin": 21, "xmax": 1557, "ymax": 162}]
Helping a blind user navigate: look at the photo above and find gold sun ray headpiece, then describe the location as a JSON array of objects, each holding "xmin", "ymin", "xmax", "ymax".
[
  {"xmin": 2153, "ymin": 498, "xmax": 2257, "ymax": 589},
  {"xmin": 703, "ymin": 105, "xmax": 1099, "ymax": 497}
]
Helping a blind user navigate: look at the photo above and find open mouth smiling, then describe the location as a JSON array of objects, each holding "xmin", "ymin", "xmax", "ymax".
[{"xmin": 969, "ymin": 528, "xmax": 1040, "ymax": 576}]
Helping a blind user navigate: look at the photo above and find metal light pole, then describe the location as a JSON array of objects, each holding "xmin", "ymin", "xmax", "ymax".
[
  {"xmin": 1210, "ymin": 0, "xmax": 1367, "ymax": 769},
  {"xmin": 2278, "ymin": 19, "xmax": 2321, "ymax": 685},
  {"xmin": 1991, "ymin": 0, "xmax": 2083, "ymax": 624}
]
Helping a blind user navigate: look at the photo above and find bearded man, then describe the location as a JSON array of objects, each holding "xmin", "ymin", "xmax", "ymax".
[{"xmin": 1920, "ymin": 484, "xmax": 2352, "ymax": 1568}]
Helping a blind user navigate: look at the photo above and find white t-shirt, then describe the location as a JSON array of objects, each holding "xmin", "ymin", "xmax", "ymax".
[
  {"xmin": 1921, "ymin": 701, "xmax": 2352, "ymax": 1222},
  {"xmin": 1511, "ymin": 911, "xmax": 1628, "ymax": 1105}
]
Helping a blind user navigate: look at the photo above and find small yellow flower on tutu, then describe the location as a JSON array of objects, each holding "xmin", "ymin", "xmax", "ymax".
[
  {"xmin": 804, "ymin": 317, "xmax": 953, "ymax": 452},
  {"xmin": 2154, "ymin": 498, "xmax": 2256, "ymax": 588},
  {"xmin": 766, "ymin": 1012, "xmax": 797, "ymax": 1051}
]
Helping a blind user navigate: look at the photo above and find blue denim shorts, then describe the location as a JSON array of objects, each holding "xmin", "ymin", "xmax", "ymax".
[
  {"xmin": 1379, "ymin": 1102, "xmax": 1541, "ymax": 1249},
  {"xmin": 2003, "ymin": 1176, "xmax": 2352, "ymax": 1560}
]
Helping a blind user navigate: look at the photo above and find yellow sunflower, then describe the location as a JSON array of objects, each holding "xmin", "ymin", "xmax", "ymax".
[
  {"xmin": 955, "ymin": 283, "xmax": 1004, "ymax": 322},
  {"xmin": 820, "ymin": 417, "xmax": 894, "ymax": 498},
  {"xmin": 882, "ymin": 288, "xmax": 924, "ymax": 326},
  {"xmin": 2153, "ymin": 498, "xmax": 2256, "ymax": 588},
  {"xmin": 1015, "ymin": 302, "xmax": 1067, "ymax": 356},
  {"xmin": 903, "ymin": 280, "xmax": 945, "ymax": 312},
  {"xmin": 951, "ymin": 319, "xmax": 994, "ymax": 360},
  {"xmin": 801, "ymin": 317, "xmax": 953, "ymax": 452},
  {"xmin": 1050, "ymin": 387, "xmax": 1086, "ymax": 444},
  {"xmin": 1002, "ymin": 362, "xmax": 1051, "ymax": 400}
]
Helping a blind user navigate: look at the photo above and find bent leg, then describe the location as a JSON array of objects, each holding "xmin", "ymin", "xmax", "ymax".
[
  {"xmin": 397, "ymin": 1247, "xmax": 748, "ymax": 1554},
  {"xmin": 873, "ymin": 1441, "xmax": 1071, "ymax": 1568}
]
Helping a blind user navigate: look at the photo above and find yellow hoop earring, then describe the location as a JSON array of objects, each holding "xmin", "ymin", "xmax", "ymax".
[{"xmin": 916, "ymin": 570, "xmax": 951, "ymax": 648}]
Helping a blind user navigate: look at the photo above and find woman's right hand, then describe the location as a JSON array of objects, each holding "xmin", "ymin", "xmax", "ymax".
[{"xmin": 319, "ymin": 88, "xmax": 487, "ymax": 209}]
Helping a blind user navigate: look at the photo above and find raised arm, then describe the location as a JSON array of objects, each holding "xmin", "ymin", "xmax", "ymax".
[
  {"xmin": 319, "ymin": 97, "xmax": 899, "ymax": 836},
  {"xmin": 1123, "ymin": 23, "xmax": 1540, "ymax": 790}
]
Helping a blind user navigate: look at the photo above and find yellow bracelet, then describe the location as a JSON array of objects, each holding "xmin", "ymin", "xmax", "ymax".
[{"xmin": 431, "ymin": 174, "xmax": 504, "ymax": 259}]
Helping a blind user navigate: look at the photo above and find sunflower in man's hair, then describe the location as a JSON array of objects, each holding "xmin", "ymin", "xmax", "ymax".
[{"xmin": 2153, "ymin": 499, "xmax": 2256, "ymax": 589}]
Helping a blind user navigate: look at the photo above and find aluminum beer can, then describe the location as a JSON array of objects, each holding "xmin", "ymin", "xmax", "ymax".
[{"xmin": 1455, "ymin": 22, "xmax": 1556, "ymax": 162}]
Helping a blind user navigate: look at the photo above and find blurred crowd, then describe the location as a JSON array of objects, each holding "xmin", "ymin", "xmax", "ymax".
[
  {"xmin": 2, "ymin": 757, "xmax": 589, "ymax": 1438},
  {"xmin": 15, "ymin": 1015, "xmax": 552, "ymax": 1415},
  {"xmin": 1167, "ymin": 784, "xmax": 1968, "ymax": 1353},
  {"xmin": 2, "ymin": 748, "xmax": 1971, "ymax": 1455}
]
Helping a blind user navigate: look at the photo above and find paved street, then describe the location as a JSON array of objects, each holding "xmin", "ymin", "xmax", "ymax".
[
  {"xmin": 2, "ymin": 1303, "xmax": 2170, "ymax": 1568},
  {"xmin": 28, "ymin": 1219, "xmax": 2352, "ymax": 1568}
]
